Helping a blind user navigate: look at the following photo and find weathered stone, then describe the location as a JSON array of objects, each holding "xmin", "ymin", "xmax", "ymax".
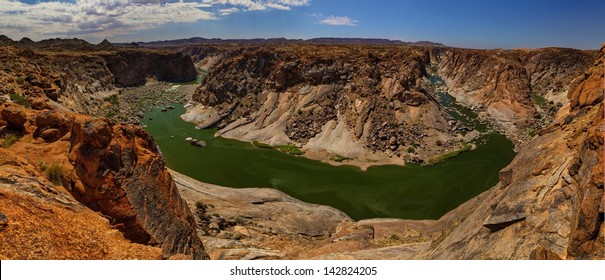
[
  {"xmin": 35, "ymin": 111, "xmax": 71, "ymax": 137},
  {"xmin": 69, "ymin": 116, "xmax": 208, "ymax": 259},
  {"xmin": 39, "ymin": 128, "xmax": 62, "ymax": 142},
  {"xmin": 499, "ymin": 167, "xmax": 513, "ymax": 187},
  {"xmin": 1, "ymin": 105, "xmax": 27, "ymax": 131},
  {"xmin": 483, "ymin": 203, "xmax": 527, "ymax": 232},
  {"xmin": 81, "ymin": 119, "xmax": 113, "ymax": 148},
  {"xmin": 0, "ymin": 211, "xmax": 8, "ymax": 227}
]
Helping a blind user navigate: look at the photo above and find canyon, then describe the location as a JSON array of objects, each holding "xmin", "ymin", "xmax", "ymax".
[
  {"xmin": 0, "ymin": 37, "xmax": 602, "ymax": 259},
  {"xmin": 182, "ymin": 44, "xmax": 595, "ymax": 165}
]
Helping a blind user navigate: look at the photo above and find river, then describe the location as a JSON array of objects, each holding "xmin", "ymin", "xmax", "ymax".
[{"xmin": 142, "ymin": 96, "xmax": 515, "ymax": 220}]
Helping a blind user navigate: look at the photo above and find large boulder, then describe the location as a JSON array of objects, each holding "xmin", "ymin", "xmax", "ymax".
[
  {"xmin": 34, "ymin": 110, "xmax": 71, "ymax": 142},
  {"xmin": 1, "ymin": 105, "xmax": 27, "ymax": 131}
]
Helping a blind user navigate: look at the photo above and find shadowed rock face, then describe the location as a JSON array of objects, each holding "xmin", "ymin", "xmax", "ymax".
[
  {"xmin": 0, "ymin": 104, "xmax": 208, "ymax": 260},
  {"xmin": 432, "ymin": 47, "xmax": 596, "ymax": 134},
  {"xmin": 0, "ymin": 149, "xmax": 165, "ymax": 260},
  {"xmin": 102, "ymin": 51, "xmax": 197, "ymax": 87},
  {"xmin": 68, "ymin": 116, "xmax": 208, "ymax": 259}
]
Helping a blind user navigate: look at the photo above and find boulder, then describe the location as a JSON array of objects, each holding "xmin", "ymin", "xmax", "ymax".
[
  {"xmin": 82, "ymin": 119, "xmax": 113, "ymax": 148},
  {"xmin": 34, "ymin": 111, "xmax": 71, "ymax": 142},
  {"xmin": 1, "ymin": 105, "xmax": 27, "ymax": 131}
]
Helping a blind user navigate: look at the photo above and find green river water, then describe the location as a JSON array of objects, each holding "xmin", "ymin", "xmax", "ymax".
[{"xmin": 143, "ymin": 93, "xmax": 515, "ymax": 220}]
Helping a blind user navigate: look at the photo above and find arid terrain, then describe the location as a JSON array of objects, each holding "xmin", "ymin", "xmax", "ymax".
[{"xmin": 0, "ymin": 36, "xmax": 602, "ymax": 259}]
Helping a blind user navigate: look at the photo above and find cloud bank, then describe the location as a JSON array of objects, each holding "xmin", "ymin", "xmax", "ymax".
[{"xmin": 0, "ymin": 0, "xmax": 310, "ymax": 40}]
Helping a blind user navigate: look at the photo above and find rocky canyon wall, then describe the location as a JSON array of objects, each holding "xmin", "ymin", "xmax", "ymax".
[
  {"xmin": 0, "ymin": 41, "xmax": 196, "ymax": 115},
  {"xmin": 423, "ymin": 45, "xmax": 603, "ymax": 259},
  {"xmin": 185, "ymin": 44, "xmax": 596, "ymax": 164},
  {"xmin": 0, "ymin": 40, "xmax": 207, "ymax": 259}
]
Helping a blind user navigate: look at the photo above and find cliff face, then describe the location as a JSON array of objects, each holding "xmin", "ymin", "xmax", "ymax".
[
  {"xmin": 187, "ymin": 45, "xmax": 465, "ymax": 165},
  {"xmin": 182, "ymin": 43, "xmax": 602, "ymax": 259},
  {"xmin": 433, "ymin": 47, "xmax": 596, "ymax": 140},
  {"xmin": 0, "ymin": 103, "xmax": 208, "ymax": 259},
  {"xmin": 422, "ymin": 46, "xmax": 604, "ymax": 259},
  {"xmin": 102, "ymin": 51, "xmax": 197, "ymax": 87},
  {"xmin": 186, "ymin": 45, "xmax": 596, "ymax": 165},
  {"xmin": 0, "ymin": 46, "xmax": 196, "ymax": 115},
  {"xmin": 0, "ymin": 149, "xmax": 164, "ymax": 259}
]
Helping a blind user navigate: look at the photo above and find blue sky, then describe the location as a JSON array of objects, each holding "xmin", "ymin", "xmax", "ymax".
[{"xmin": 1, "ymin": 0, "xmax": 603, "ymax": 49}]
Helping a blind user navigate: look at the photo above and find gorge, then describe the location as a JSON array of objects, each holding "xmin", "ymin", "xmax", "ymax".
[{"xmin": 0, "ymin": 37, "xmax": 602, "ymax": 260}]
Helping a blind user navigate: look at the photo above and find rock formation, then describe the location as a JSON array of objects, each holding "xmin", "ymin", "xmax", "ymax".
[
  {"xmin": 0, "ymin": 45, "xmax": 196, "ymax": 115},
  {"xmin": 186, "ymin": 45, "xmax": 460, "ymax": 165},
  {"xmin": 0, "ymin": 149, "xmax": 164, "ymax": 259},
  {"xmin": 184, "ymin": 44, "xmax": 595, "ymax": 166},
  {"xmin": 0, "ymin": 37, "xmax": 602, "ymax": 260},
  {"xmin": 420, "ymin": 44, "xmax": 604, "ymax": 259},
  {"xmin": 432, "ymin": 47, "xmax": 596, "ymax": 141},
  {"xmin": 0, "ymin": 104, "xmax": 208, "ymax": 259},
  {"xmin": 177, "ymin": 43, "xmax": 602, "ymax": 260}
]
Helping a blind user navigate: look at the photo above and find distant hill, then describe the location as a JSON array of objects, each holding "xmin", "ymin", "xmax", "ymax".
[
  {"xmin": 0, "ymin": 35, "xmax": 115, "ymax": 51},
  {"xmin": 0, "ymin": 34, "xmax": 445, "ymax": 49},
  {"xmin": 119, "ymin": 37, "xmax": 446, "ymax": 48}
]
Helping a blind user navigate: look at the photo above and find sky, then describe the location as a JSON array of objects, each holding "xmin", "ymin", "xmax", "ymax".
[{"xmin": 0, "ymin": 0, "xmax": 603, "ymax": 49}]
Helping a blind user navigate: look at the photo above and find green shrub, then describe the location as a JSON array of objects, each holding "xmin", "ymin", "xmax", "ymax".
[
  {"xmin": 234, "ymin": 215, "xmax": 246, "ymax": 225},
  {"xmin": 275, "ymin": 145, "xmax": 304, "ymax": 155},
  {"xmin": 103, "ymin": 94, "xmax": 119, "ymax": 106},
  {"xmin": 252, "ymin": 141, "xmax": 304, "ymax": 155},
  {"xmin": 39, "ymin": 161, "xmax": 49, "ymax": 171},
  {"xmin": 16, "ymin": 76, "xmax": 25, "ymax": 85},
  {"xmin": 407, "ymin": 147, "xmax": 415, "ymax": 153},
  {"xmin": 10, "ymin": 93, "xmax": 30, "ymax": 108},
  {"xmin": 533, "ymin": 93, "xmax": 547, "ymax": 107},
  {"xmin": 1, "ymin": 133, "xmax": 19, "ymax": 148},
  {"xmin": 252, "ymin": 140, "xmax": 273, "ymax": 149},
  {"xmin": 428, "ymin": 143, "xmax": 472, "ymax": 164},
  {"xmin": 46, "ymin": 164, "xmax": 64, "ymax": 186}
]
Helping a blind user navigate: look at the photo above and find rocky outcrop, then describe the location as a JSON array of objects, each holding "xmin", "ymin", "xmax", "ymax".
[
  {"xmin": 419, "ymin": 45, "xmax": 604, "ymax": 260},
  {"xmin": 102, "ymin": 51, "xmax": 197, "ymax": 87},
  {"xmin": 178, "ymin": 44, "xmax": 603, "ymax": 260},
  {"xmin": 0, "ymin": 44, "xmax": 197, "ymax": 115},
  {"xmin": 0, "ymin": 105, "xmax": 208, "ymax": 259},
  {"xmin": 187, "ymin": 45, "xmax": 462, "ymax": 165},
  {"xmin": 0, "ymin": 149, "xmax": 164, "ymax": 259},
  {"xmin": 68, "ymin": 116, "xmax": 207, "ymax": 259},
  {"xmin": 1, "ymin": 104, "xmax": 27, "ymax": 131},
  {"xmin": 186, "ymin": 44, "xmax": 596, "ymax": 166},
  {"xmin": 432, "ymin": 47, "xmax": 596, "ymax": 141}
]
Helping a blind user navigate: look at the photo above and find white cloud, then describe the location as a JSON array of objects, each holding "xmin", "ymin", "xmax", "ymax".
[
  {"xmin": 0, "ymin": 0, "xmax": 217, "ymax": 40},
  {"xmin": 218, "ymin": 7, "xmax": 239, "ymax": 16},
  {"xmin": 0, "ymin": 0, "xmax": 310, "ymax": 40},
  {"xmin": 319, "ymin": 15, "xmax": 358, "ymax": 26},
  {"xmin": 202, "ymin": 0, "xmax": 309, "ymax": 12}
]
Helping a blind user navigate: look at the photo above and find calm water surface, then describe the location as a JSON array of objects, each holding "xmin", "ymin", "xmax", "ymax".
[{"xmin": 143, "ymin": 102, "xmax": 515, "ymax": 220}]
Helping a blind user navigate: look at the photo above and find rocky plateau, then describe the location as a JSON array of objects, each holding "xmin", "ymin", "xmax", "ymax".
[{"xmin": 0, "ymin": 37, "xmax": 602, "ymax": 259}]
